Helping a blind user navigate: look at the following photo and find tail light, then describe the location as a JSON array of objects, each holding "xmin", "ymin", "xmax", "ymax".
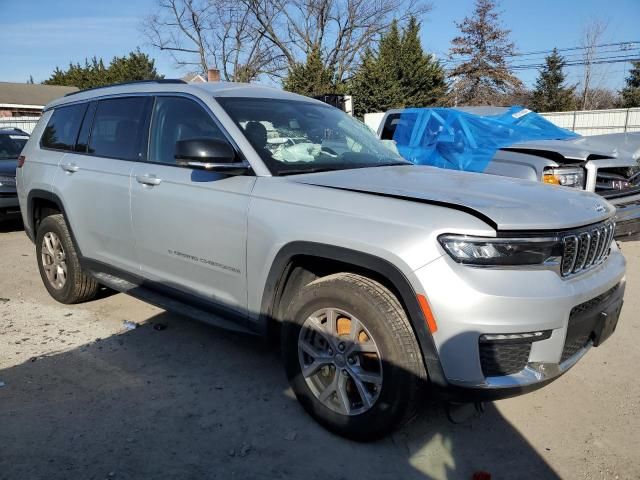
[{"xmin": 17, "ymin": 155, "xmax": 25, "ymax": 168}]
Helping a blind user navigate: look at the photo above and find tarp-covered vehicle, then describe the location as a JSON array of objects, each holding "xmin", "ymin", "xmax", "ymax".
[{"xmin": 377, "ymin": 106, "xmax": 640, "ymax": 239}]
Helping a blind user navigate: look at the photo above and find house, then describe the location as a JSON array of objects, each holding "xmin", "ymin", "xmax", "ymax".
[
  {"xmin": 0, "ymin": 82, "xmax": 79, "ymax": 117},
  {"xmin": 181, "ymin": 73, "xmax": 207, "ymax": 83}
]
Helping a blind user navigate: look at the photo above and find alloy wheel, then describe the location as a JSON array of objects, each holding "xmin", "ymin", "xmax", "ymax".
[
  {"xmin": 41, "ymin": 232, "xmax": 67, "ymax": 290},
  {"xmin": 298, "ymin": 308, "xmax": 383, "ymax": 416}
]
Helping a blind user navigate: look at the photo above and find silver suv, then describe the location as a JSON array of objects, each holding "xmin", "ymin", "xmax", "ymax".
[{"xmin": 17, "ymin": 80, "xmax": 626, "ymax": 440}]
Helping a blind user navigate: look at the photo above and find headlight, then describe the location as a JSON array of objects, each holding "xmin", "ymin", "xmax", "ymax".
[
  {"xmin": 438, "ymin": 235, "xmax": 562, "ymax": 266},
  {"xmin": 542, "ymin": 167, "xmax": 585, "ymax": 189}
]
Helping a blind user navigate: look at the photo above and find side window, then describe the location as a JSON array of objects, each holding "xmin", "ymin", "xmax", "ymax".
[
  {"xmin": 148, "ymin": 96, "xmax": 226, "ymax": 165},
  {"xmin": 380, "ymin": 113, "xmax": 400, "ymax": 141},
  {"xmin": 41, "ymin": 103, "xmax": 88, "ymax": 151},
  {"xmin": 88, "ymin": 97, "xmax": 150, "ymax": 161}
]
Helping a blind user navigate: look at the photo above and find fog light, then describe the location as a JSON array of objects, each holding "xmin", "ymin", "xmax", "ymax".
[{"xmin": 480, "ymin": 330, "xmax": 552, "ymax": 343}]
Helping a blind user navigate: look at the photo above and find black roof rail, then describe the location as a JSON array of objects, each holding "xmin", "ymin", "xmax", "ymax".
[{"xmin": 64, "ymin": 79, "xmax": 188, "ymax": 97}]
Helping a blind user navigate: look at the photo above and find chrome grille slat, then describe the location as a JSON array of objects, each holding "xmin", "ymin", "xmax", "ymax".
[
  {"xmin": 561, "ymin": 220, "xmax": 615, "ymax": 278},
  {"xmin": 561, "ymin": 236, "xmax": 578, "ymax": 276},
  {"xmin": 595, "ymin": 226, "xmax": 608, "ymax": 263},
  {"xmin": 584, "ymin": 230, "xmax": 599, "ymax": 267},
  {"xmin": 572, "ymin": 232, "xmax": 590, "ymax": 273}
]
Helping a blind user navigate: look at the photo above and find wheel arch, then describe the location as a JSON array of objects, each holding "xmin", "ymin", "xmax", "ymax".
[
  {"xmin": 27, "ymin": 189, "xmax": 82, "ymax": 256},
  {"xmin": 260, "ymin": 241, "xmax": 447, "ymax": 386}
]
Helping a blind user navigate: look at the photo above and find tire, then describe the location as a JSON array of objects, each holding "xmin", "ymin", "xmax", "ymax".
[
  {"xmin": 281, "ymin": 272, "xmax": 427, "ymax": 441},
  {"xmin": 36, "ymin": 213, "xmax": 98, "ymax": 304}
]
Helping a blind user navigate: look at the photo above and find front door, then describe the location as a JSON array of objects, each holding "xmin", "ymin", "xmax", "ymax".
[{"xmin": 130, "ymin": 95, "xmax": 254, "ymax": 316}]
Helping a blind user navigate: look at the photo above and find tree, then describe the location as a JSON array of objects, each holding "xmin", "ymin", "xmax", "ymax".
[
  {"xmin": 620, "ymin": 61, "xmax": 640, "ymax": 108},
  {"xmin": 143, "ymin": 0, "xmax": 431, "ymax": 83},
  {"xmin": 580, "ymin": 88, "xmax": 618, "ymax": 110},
  {"xmin": 44, "ymin": 50, "xmax": 162, "ymax": 89},
  {"xmin": 398, "ymin": 16, "xmax": 446, "ymax": 107},
  {"xmin": 447, "ymin": 0, "xmax": 523, "ymax": 105},
  {"xmin": 579, "ymin": 19, "xmax": 607, "ymax": 110},
  {"xmin": 282, "ymin": 47, "xmax": 336, "ymax": 96},
  {"xmin": 348, "ymin": 18, "xmax": 446, "ymax": 117},
  {"xmin": 143, "ymin": 0, "xmax": 282, "ymax": 82},
  {"xmin": 530, "ymin": 49, "xmax": 575, "ymax": 112}
]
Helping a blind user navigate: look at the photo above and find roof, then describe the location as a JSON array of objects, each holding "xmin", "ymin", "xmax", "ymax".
[
  {"xmin": 0, "ymin": 82, "xmax": 79, "ymax": 107},
  {"xmin": 181, "ymin": 73, "xmax": 206, "ymax": 83},
  {"xmin": 47, "ymin": 80, "xmax": 322, "ymax": 110}
]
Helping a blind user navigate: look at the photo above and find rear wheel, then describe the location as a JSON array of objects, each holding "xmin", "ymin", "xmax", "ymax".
[
  {"xmin": 282, "ymin": 273, "xmax": 427, "ymax": 440},
  {"xmin": 36, "ymin": 214, "xmax": 98, "ymax": 304}
]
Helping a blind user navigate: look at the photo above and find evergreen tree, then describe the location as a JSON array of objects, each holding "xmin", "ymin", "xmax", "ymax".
[
  {"xmin": 530, "ymin": 48, "xmax": 575, "ymax": 112},
  {"xmin": 448, "ymin": 0, "xmax": 523, "ymax": 105},
  {"xmin": 620, "ymin": 61, "xmax": 640, "ymax": 108},
  {"xmin": 399, "ymin": 16, "xmax": 447, "ymax": 107},
  {"xmin": 349, "ymin": 19, "xmax": 446, "ymax": 117},
  {"xmin": 282, "ymin": 47, "xmax": 336, "ymax": 97},
  {"xmin": 44, "ymin": 49, "xmax": 162, "ymax": 89},
  {"xmin": 107, "ymin": 49, "xmax": 163, "ymax": 84}
]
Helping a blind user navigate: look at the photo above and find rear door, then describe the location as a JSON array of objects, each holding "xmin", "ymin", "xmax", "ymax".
[
  {"xmin": 51, "ymin": 96, "xmax": 152, "ymax": 272},
  {"xmin": 130, "ymin": 95, "xmax": 254, "ymax": 316}
]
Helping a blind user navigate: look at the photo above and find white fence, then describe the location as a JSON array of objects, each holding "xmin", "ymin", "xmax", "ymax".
[
  {"xmin": 0, "ymin": 116, "xmax": 41, "ymax": 134},
  {"xmin": 540, "ymin": 108, "xmax": 640, "ymax": 136}
]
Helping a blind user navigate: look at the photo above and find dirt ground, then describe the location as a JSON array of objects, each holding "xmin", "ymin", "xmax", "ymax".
[{"xmin": 0, "ymin": 218, "xmax": 638, "ymax": 480}]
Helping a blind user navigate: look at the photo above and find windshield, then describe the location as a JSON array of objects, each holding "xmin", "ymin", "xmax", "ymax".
[
  {"xmin": 0, "ymin": 133, "xmax": 28, "ymax": 160},
  {"xmin": 217, "ymin": 97, "xmax": 409, "ymax": 175}
]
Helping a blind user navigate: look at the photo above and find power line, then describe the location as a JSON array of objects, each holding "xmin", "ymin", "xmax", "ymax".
[{"xmin": 442, "ymin": 40, "xmax": 640, "ymax": 65}]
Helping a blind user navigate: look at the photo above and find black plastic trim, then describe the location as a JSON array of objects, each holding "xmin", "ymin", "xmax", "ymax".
[
  {"xmin": 259, "ymin": 241, "xmax": 448, "ymax": 387},
  {"xmin": 79, "ymin": 258, "xmax": 254, "ymax": 333},
  {"xmin": 26, "ymin": 190, "xmax": 82, "ymax": 252}
]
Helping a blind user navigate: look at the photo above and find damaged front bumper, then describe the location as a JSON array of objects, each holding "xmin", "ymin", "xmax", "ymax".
[{"xmin": 609, "ymin": 191, "xmax": 640, "ymax": 240}]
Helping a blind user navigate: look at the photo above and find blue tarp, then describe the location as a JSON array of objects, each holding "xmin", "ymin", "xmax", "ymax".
[{"xmin": 390, "ymin": 106, "xmax": 578, "ymax": 173}]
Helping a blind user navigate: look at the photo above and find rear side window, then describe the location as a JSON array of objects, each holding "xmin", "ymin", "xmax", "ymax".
[
  {"xmin": 41, "ymin": 103, "xmax": 88, "ymax": 151},
  {"xmin": 88, "ymin": 97, "xmax": 151, "ymax": 161}
]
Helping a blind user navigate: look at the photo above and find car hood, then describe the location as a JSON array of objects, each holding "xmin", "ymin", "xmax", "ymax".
[
  {"xmin": 507, "ymin": 132, "xmax": 640, "ymax": 164},
  {"xmin": 0, "ymin": 159, "xmax": 17, "ymax": 175},
  {"xmin": 291, "ymin": 165, "xmax": 614, "ymax": 231}
]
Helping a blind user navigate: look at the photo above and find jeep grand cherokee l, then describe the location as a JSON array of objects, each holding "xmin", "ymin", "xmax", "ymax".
[{"xmin": 17, "ymin": 80, "xmax": 626, "ymax": 440}]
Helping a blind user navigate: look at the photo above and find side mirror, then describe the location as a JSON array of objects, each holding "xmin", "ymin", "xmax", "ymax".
[{"xmin": 175, "ymin": 138, "xmax": 249, "ymax": 174}]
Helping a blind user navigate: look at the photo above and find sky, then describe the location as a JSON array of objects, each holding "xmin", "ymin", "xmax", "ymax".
[{"xmin": 1, "ymin": 0, "xmax": 639, "ymax": 90}]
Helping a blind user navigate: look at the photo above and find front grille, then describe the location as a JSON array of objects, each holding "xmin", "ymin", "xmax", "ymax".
[
  {"xmin": 561, "ymin": 332, "xmax": 590, "ymax": 363},
  {"xmin": 0, "ymin": 176, "xmax": 16, "ymax": 187},
  {"xmin": 561, "ymin": 284, "xmax": 620, "ymax": 362},
  {"xmin": 596, "ymin": 167, "xmax": 640, "ymax": 197},
  {"xmin": 560, "ymin": 221, "xmax": 615, "ymax": 277},
  {"xmin": 479, "ymin": 342, "xmax": 531, "ymax": 377}
]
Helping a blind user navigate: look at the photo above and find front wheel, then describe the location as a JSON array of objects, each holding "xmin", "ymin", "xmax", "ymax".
[{"xmin": 281, "ymin": 273, "xmax": 427, "ymax": 441}]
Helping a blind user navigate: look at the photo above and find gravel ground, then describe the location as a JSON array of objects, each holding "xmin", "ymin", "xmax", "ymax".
[{"xmin": 0, "ymin": 218, "xmax": 638, "ymax": 480}]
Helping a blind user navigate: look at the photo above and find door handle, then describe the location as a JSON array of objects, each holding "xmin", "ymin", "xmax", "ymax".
[
  {"xmin": 61, "ymin": 162, "xmax": 79, "ymax": 173},
  {"xmin": 136, "ymin": 174, "xmax": 162, "ymax": 186}
]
